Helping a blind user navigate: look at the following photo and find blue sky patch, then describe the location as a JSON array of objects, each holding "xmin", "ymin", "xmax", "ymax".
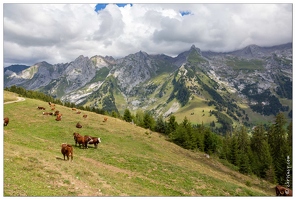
[
  {"xmin": 95, "ymin": 3, "xmax": 132, "ymax": 12},
  {"xmin": 180, "ymin": 10, "xmax": 192, "ymax": 16}
]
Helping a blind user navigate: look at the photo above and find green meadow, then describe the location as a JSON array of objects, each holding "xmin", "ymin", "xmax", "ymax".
[{"xmin": 3, "ymin": 91, "xmax": 275, "ymax": 196}]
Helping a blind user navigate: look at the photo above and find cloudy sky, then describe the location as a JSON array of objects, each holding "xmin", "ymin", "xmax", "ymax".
[{"xmin": 3, "ymin": 2, "xmax": 293, "ymax": 67}]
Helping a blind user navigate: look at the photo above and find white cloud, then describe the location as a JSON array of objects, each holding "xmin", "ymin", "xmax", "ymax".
[{"xmin": 3, "ymin": 3, "xmax": 293, "ymax": 67}]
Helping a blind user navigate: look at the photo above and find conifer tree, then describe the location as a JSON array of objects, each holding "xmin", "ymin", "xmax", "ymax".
[
  {"xmin": 134, "ymin": 110, "xmax": 144, "ymax": 127},
  {"xmin": 166, "ymin": 115, "xmax": 178, "ymax": 135},
  {"xmin": 268, "ymin": 112, "xmax": 289, "ymax": 185},
  {"xmin": 229, "ymin": 135, "xmax": 239, "ymax": 166},
  {"xmin": 236, "ymin": 126, "xmax": 251, "ymax": 174},
  {"xmin": 250, "ymin": 124, "xmax": 273, "ymax": 178},
  {"xmin": 143, "ymin": 112, "xmax": 155, "ymax": 130},
  {"xmin": 204, "ymin": 128, "xmax": 218, "ymax": 155},
  {"xmin": 155, "ymin": 116, "xmax": 166, "ymax": 134},
  {"xmin": 123, "ymin": 108, "xmax": 133, "ymax": 122}
]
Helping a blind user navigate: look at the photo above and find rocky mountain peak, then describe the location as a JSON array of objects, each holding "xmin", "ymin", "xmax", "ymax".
[
  {"xmin": 134, "ymin": 51, "xmax": 149, "ymax": 59},
  {"xmin": 190, "ymin": 44, "xmax": 201, "ymax": 54}
]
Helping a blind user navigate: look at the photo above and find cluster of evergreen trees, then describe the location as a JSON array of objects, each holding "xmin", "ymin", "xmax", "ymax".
[
  {"xmin": 5, "ymin": 86, "xmax": 292, "ymax": 187},
  {"xmin": 123, "ymin": 108, "xmax": 292, "ymax": 187}
]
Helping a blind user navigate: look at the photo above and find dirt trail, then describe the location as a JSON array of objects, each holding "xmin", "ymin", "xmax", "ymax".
[{"xmin": 4, "ymin": 97, "xmax": 26, "ymax": 104}]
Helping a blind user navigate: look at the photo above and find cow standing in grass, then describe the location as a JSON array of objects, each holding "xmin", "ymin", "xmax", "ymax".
[
  {"xmin": 4, "ymin": 117, "xmax": 9, "ymax": 126},
  {"xmin": 73, "ymin": 132, "xmax": 92, "ymax": 149},
  {"xmin": 61, "ymin": 143, "xmax": 73, "ymax": 161},
  {"xmin": 88, "ymin": 137, "xmax": 101, "ymax": 149}
]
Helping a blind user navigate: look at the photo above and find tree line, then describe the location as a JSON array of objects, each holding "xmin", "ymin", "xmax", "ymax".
[
  {"xmin": 123, "ymin": 108, "xmax": 292, "ymax": 187},
  {"xmin": 5, "ymin": 85, "xmax": 292, "ymax": 187}
]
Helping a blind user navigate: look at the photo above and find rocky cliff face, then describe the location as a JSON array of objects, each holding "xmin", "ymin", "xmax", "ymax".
[{"xmin": 4, "ymin": 43, "xmax": 292, "ymax": 123}]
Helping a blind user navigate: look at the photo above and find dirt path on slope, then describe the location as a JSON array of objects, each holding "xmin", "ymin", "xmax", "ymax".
[{"xmin": 4, "ymin": 97, "xmax": 26, "ymax": 104}]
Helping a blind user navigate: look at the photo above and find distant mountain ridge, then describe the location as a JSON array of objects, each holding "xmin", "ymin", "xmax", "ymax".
[
  {"xmin": 4, "ymin": 42, "xmax": 292, "ymax": 128},
  {"xmin": 4, "ymin": 64, "xmax": 30, "ymax": 73}
]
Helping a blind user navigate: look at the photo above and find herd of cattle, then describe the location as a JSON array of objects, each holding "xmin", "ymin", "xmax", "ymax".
[
  {"xmin": 4, "ymin": 101, "xmax": 293, "ymax": 196},
  {"xmin": 4, "ymin": 101, "xmax": 102, "ymax": 163}
]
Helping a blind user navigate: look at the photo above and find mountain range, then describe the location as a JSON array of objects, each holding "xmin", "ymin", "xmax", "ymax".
[{"xmin": 4, "ymin": 43, "xmax": 292, "ymax": 129}]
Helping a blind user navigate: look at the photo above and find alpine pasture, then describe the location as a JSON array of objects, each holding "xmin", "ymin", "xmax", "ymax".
[{"xmin": 3, "ymin": 91, "xmax": 275, "ymax": 196}]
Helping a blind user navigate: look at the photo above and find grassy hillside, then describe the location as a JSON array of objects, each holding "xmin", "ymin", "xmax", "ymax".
[
  {"xmin": 4, "ymin": 90, "xmax": 19, "ymax": 103},
  {"xmin": 3, "ymin": 92, "xmax": 275, "ymax": 196}
]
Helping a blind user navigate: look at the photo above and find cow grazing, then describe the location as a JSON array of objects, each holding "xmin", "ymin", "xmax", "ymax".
[
  {"xmin": 54, "ymin": 110, "xmax": 60, "ymax": 116},
  {"xmin": 73, "ymin": 133, "xmax": 92, "ymax": 149},
  {"xmin": 43, "ymin": 112, "xmax": 53, "ymax": 115},
  {"xmin": 61, "ymin": 143, "xmax": 73, "ymax": 161},
  {"xmin": 76, "ymin": 122, "xmax": 82, "ymax": 128},
  {"xmin": 103, "ymin": 117, "xmax": 108, "ymax": 122},
  {"xmin": 49, "ymin": 102, "xmax": 55, "ymax": 106},
  {"xmin": 4, "ymin": 117, "xmax": 9, "ymax": 126},
  {"xmin": 76, "ymin": 111, "xmax": 81, "ymax": 114},
  {"xmin": 51, "ymin": 107, "xmax": 55, "ymax": 111},
  {"xmin": 88, "ymin": 137, "xmax": 101, "ymax": 149},
  {"xmin": 72, "ymin": 108, "xmax": 77, "ymax": 111},
  {"xmin": 275, "ymin": 185, "xmax": 292, "ymax": 196},
  {"xmin": 37, "ymin": 106, "xmax": 45, "ymax": 110},
  {"xmin": 83, "ymin": 114, "xmax": 87, "ymax": 119},
  {"xmin": 56, "ymin": 115, "xmax": 62, "ymax": 121}
]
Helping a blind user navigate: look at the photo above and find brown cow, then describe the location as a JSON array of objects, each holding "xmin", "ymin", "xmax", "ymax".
[
  {"xmin": 4, "ymin": 117, "xmax": 9, "ymax": 126},
  {"xmin": 37, "ymin": 106, "xmax": 45, "ymax": 110},
  {"xmin": 54, "ymin": 110, "xmax": 60, "ymax": 116},
  {"xmin": 76, "ymin": 122, "xmax": 82, "ymax": 128},
  {"xmin": 76, "ymin": 111, "xmax": 81, "ymax": 114},
  {"xmin": 61, "ymin": 143, "xmax": 73, "ymax": 161},
  {"xmin": 43, "ymin": 112, "xmax": 53, "ymax": 115},
  {"xmin": 88, "ymin": 137, "xmax": 101, "ymax": 149},
  {"xmin": 72, "ymin": 108, "xmax": 77, "ymax": 111},
  {"xmin": 73, "ymin": 133, "xmax": 91, "ymax": 149},
  {"xmin": 103, "ymin": 117, "xmax": 108, "ymax": 122},
  {"xmin": 73, "ymin": 132, "xmax": 80, "ymax": 145},
  {"xmin": 56, "ymin": 115, "xmax": 62, "ymax": 121},
  {"xmin": 275, "ymin": 185, "xmax": 292, "ymax": 196},
  {"xmin": 83, "ymin": 114, "xmax": 87, "ymax": 119}
]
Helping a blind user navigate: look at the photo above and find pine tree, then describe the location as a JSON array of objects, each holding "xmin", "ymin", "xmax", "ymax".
[
  {"xmin": 143, "ymin": 112, "xmax": 155, "ymax": 130},
  {"xmin": 166, "ymin": 115, "xmax": 178, "ymax": 135},
  {"xmin": 236, "ymin": 126, "xmax": 251, "ymax": 174},
  {"xmin": 268, "ymin": 112, "xmax": 289, "ymax": 185},
  {"xmin": 204, "ymin": 129, "xmax": 218, "ymax": 155},
  {"xmin": 134, "ymin": 110, "xmax": 144, "ymax": 127},
  {"xmin": 250, "ymin": 124, "xmax": 273, "ymax": 178},
  {"xmin": 155, "ymin": 116, "xmax": 166, "ymax": 134},
  {"xmin": 123, "ymin": 108, "xmax": 133, "ymax": 122},
  {"xmin": 229, "ymin": 135, "xmax": 239, "ymax": 166}
]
